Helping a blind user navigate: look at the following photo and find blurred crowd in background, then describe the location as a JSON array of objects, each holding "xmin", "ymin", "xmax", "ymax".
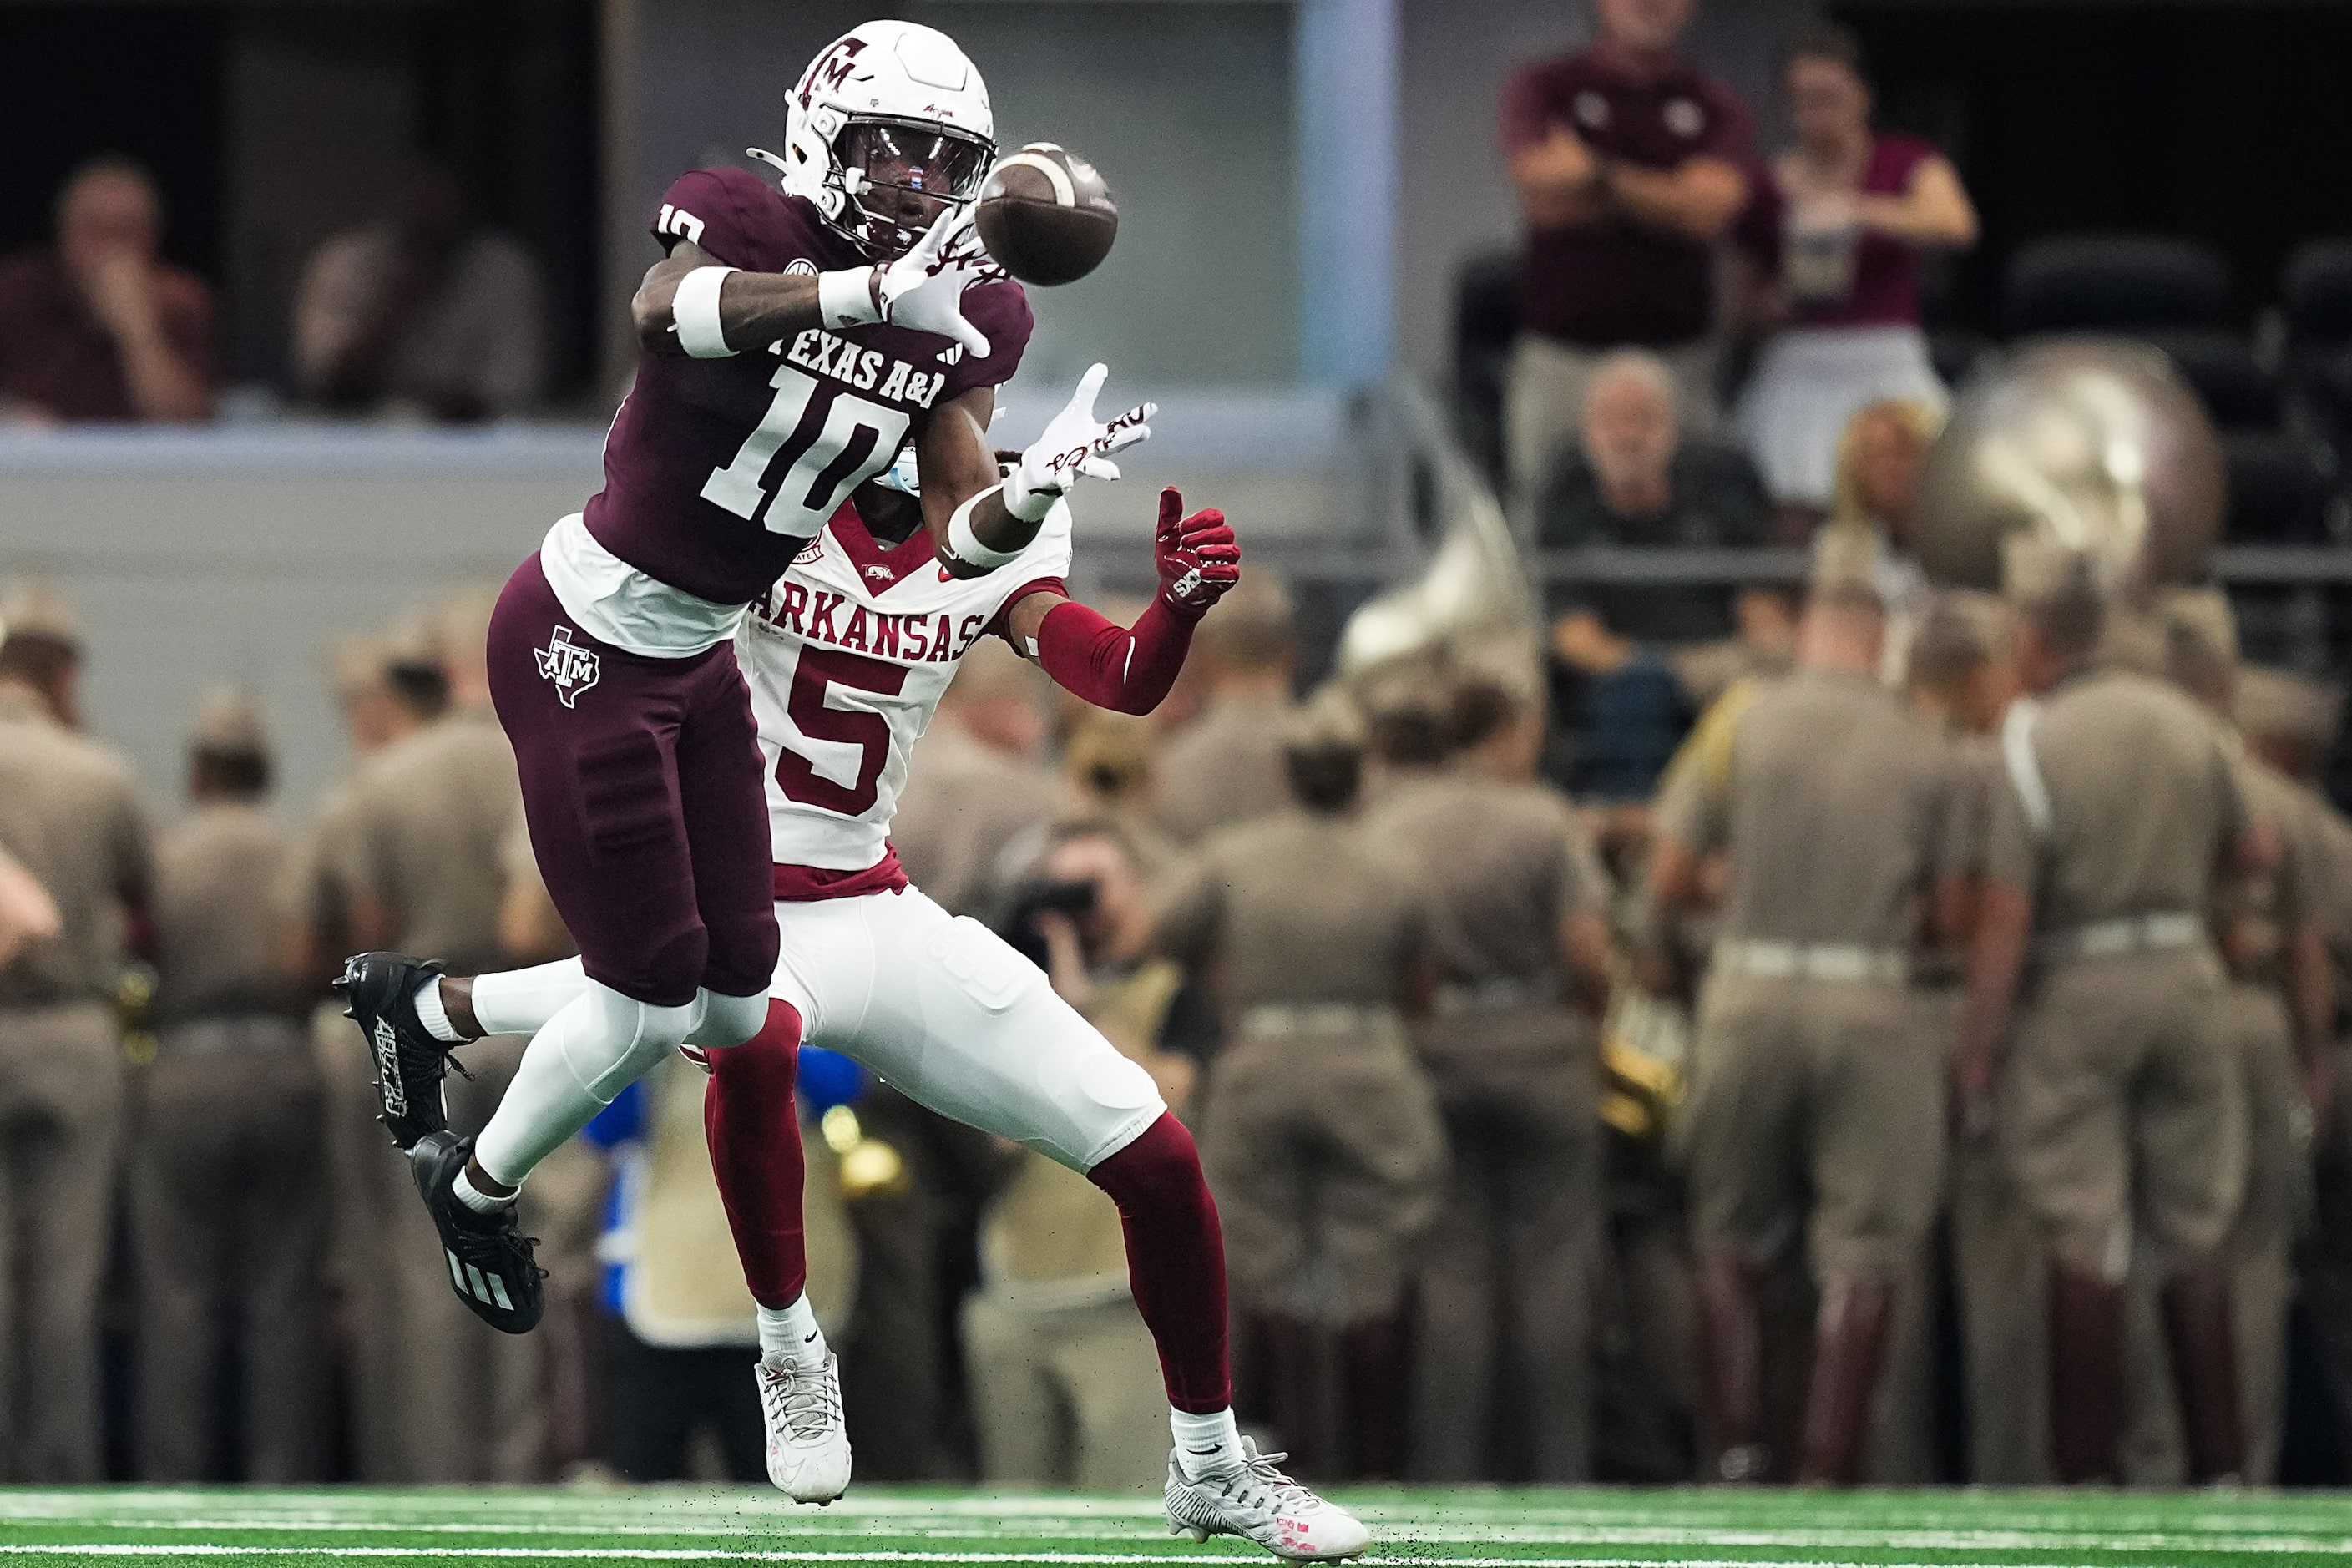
[
  {"xmin": 0, "ymin": 154, "xmax": 544, "ymax": 427},
  {"xmin": 3, "ymin": 513, "xmax": 2352, "ymax": 1489}
]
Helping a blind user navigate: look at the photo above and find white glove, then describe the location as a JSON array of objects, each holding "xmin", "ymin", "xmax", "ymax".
[
  {"xmin": 1003, "ymin": 362, "xmax": 1155, "ymax": 520},
  {"xmin": 870, "ymin": 205, "xmax": 1001, "ymax": 359}
]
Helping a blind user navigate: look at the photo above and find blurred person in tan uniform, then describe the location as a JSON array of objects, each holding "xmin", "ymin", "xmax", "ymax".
[
  {"xmin": 891, "ymin": 639, "xmax": 1052, "ymax": 918},
  {"xmin": 1368, "ymin": 677, "xmax": 1616, "ymax": 1480},
  {"xmin": 1161, "ymin": 700, "xmax": 1445, "ymax": 1479},
  {"xmin": 0, "ymin": 584, "xmax": 151, "ymax": 1479},
  {"xmin": 328, "ymin": 591, "xmax": 556, "ymax": 1480},
  {"xmin": 281, "ymin": 632, "xmax": 432, "ymax": 1481},
  {"xmin": 0, "ymin": 847, "xmax": 62, "ymax": 968},
  {"xmin": 1899, "ymin": 593, "xmax": 2064, "ymax": 1484},
  {"xmin": 2239, "ymin": 669, "xmax": 2352, "ymax": 1457},
  {"xmin": 1953, "ymin": 544, "xmax": 2257, "ymax": 1485},
  {"xmin": 2122, "ymin": 597, "xmax": 2337, "ymax": 1485},
  {"xmin": 133, "ymin": 691, "xmax": 325, "ymax": 1479},
  {"xmin": 1154, "ymin": 574, "xmax": 1297, "ymax": 845},
  {"xmin": 964, "ymin": 823, "xmax": 1201, "ymax": 1491},
  {"xmin": 1039, "ymin": 711, "xmax": 1180, "ymax": 882},
  {"xmin": 1649, "ymin": 574, "xmax": 1969, "ymax": 1485}
]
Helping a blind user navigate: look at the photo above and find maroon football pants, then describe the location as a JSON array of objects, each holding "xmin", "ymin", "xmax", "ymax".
[{"xmin": 487, "ymin": 553, "xmax": 778, "ymax": 1008}]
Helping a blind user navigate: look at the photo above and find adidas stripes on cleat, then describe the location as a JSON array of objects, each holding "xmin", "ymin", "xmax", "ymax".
[{"xmin": 410, "ymin": 1130, "xmax": 544, "ymax": 1335}]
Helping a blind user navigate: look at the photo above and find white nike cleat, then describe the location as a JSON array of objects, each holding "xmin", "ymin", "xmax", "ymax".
[
  {"xmin": 756, "ymin": 1353, "xmax": 852, "ymax": 1504},
  {"xmin": 1162, "ymin": 1437, "xmax": 1371, "ymax": 1561}
]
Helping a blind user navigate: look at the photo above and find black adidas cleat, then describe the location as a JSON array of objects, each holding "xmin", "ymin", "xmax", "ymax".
[
  {"xmin": 411, "ymin": 1130, "xmax": 544, "ymax": 1334},
  {"xmin": 335, "ymin": 951, "xmax": 461, "ymax": 1151}
]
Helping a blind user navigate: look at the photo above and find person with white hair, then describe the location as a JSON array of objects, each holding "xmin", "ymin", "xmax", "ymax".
[{"xmin": 1538, "ymin": 351, "xmax": 1771, "ymax": 797}]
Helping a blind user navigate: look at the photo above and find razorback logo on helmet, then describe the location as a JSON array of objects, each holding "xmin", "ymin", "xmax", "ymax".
[{"xmin": 800, "ymin": 36, "xmax": 866, "ymax": 107}]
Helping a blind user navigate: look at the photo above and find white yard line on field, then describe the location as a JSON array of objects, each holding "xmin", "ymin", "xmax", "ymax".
[
  {"xmin": 23, "ymin": 1548, "xmax": 2344, "ymax": 1568},
  {"xmin": 8, "ymin": 1519, "xmax": 2352, "ymax": 1555},
  {"xmin": 0, "ymin": 1551, "xmax": 2284, "ymax": 1568}
]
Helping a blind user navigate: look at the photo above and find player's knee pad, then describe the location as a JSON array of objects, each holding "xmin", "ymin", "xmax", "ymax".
[
  {"xmin": 1038, "ymin": 1039, "xmax": 1165, "ymax": 1165},
  {"xmin": 685, "ymin": 987, "xmax": 771, "ymax": 1051},
  {"xmin": 563, "ymin": 981, "xmax": 698, "ymax": 1100}
]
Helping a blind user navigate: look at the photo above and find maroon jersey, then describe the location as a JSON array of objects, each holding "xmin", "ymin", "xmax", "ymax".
[
  {"xmin": 1790, "ymin": 134, "xmax": 1940, "ymax": 331},
  {"xmin": 584, "ymin": 166, "xmax": 1033, "ymax": 607},
  {"xmin": 1500, "ymin": 52, "xmax": 1753, "ymax": 349}
]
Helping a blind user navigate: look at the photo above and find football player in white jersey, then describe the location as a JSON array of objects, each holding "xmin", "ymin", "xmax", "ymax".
[{"xmin": 380, "ymin": 435, "xmax": 1373, "ymax": 1561}]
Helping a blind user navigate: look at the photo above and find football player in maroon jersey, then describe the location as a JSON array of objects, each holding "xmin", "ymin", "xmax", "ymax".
[{"xmin": 338, "ymin": 19, "xmax": 1145, "ymax": 1357}]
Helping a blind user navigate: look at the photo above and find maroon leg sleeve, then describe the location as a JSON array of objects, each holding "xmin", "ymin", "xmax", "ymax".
[
  {"xmin": 703, "ymin": 999, "xmax": 808, "ymax": 1310},
  {"xmin": 1086, "ymin": 1111, "xmax": 1233, "ymax": 1414}
]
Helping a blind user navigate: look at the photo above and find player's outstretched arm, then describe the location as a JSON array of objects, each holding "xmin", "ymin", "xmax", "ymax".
[
  {"xmin": 928, "ymin": 362, "xmax": 1154, "ymax": 579},
  {"xmin": 631, "ymin": 238, "xmax": 821, "ymax": 357},
  {"xmin": 1005, "ymin": 487, "xmax": 1237, "ymax": 716},
  {"xmin": 633, "ymin": 206, "xmax": 999, "ymax": 360}
]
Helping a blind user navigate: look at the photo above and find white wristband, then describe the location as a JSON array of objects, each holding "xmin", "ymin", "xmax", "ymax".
[
  {"xmin": 944, "ymin": 486, "xmax": 1025, "ymax": 571},
  {"xmin": 673, "ymin": 266, "xmax": 737, "ymax": 358},
  {"xmin": 818, "ymin": 267, "xmax": 881, "ymax": 329},
  {"xmin": 1000, "ymin": 467, "xmax": 1058, "ymax": 524}
]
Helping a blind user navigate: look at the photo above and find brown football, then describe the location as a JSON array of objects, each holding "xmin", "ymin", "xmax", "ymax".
[{"xmin": 974, "ymin": 143, "xmax": 1118, "ymax": 286}]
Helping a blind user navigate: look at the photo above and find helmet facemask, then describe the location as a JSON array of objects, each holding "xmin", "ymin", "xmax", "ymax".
[{"xmin": 831, "ymin": 117, "xmax": 994, "ymax": 260}]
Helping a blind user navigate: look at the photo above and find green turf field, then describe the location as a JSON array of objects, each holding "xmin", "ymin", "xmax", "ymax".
[{"xmin": 3, "ymin": 1486, "xmax": 2352, "ymax": 1568}]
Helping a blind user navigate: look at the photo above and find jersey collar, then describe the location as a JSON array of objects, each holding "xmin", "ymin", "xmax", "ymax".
[{"xmin": 828, "ymin": 504, "xmax": 938, "ymax": 591}]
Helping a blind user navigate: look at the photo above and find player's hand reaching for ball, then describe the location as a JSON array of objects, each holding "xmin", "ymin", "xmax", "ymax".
[
  {"xmin": 1154, "ymin": 487, "xmax": 1239, "ymax": 617},
  {"xmin": 1004, "ymin": 362, "xmax": 1154, "ymax": 518},
  {"xmin": 870, "ymin": 204, "xmax": 1004, "ymax": 359}
]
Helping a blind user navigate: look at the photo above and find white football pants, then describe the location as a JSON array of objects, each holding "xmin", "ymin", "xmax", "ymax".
[{"xmin": 467, "ymin": 888, "xmax": 1164, "ymax": 1173}]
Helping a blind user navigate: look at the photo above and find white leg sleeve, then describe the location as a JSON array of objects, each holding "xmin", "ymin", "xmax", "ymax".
[
  {"xmin": 473, "ymin": 980, "xmax": 695, "ymax": 1186},
  {"xmin": 797, "ymin": 891, "xmax": 1164, "ymax": 1171},
  {"xmin": 468, "ymin": 958, "xmax": 590, "ymax": 1037},
  {"xmin": 683, "ymin": 986, "xmax": 770, "ymax": 1050}
]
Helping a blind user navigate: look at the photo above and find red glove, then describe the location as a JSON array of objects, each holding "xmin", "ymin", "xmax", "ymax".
[
  {"xmin": 1034, "ymin": 488, "xmax": 1237, "ymax": 715},
  {"xmin": 1154, "ymin": 488, "xmax": 1240, "ymax": 617}
]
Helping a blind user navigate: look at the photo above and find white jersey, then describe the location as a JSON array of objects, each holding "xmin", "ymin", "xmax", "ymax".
[{"xmin": 739, "ymin": 499, "xmax": 1072, "ymax": 872}]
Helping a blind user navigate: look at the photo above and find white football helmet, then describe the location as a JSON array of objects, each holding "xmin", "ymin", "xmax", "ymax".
[{"xmin": 759, "ymin": 21, "xmax": 996, "ymax": 261}]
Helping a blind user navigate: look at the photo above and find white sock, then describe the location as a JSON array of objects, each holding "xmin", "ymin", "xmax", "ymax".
[
  {"xmin": 453, "ymin": 1166, "xmax": 516, "ymax": 1213},
  {"xmin": 412, "ymin": 978, "xmax": 465, "ymax": 1044},
  {"xmin": 757, "ymin": 1295, "xmax": 829, "ymax": 1371},
  {"xmin": 469, "ymin": 958, "xmax": 591, "ymax": 1038},
  {"xmin": 1171, "ymin": 1406, "xmax": 1244, "ymax": 1479},
  {"xmin": 473, "ymin": 981, "xmax": 692, "ymax": 1186}
]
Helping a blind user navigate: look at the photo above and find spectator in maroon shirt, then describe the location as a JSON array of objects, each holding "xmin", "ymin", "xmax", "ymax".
[
  {"xmin": 1733, "ymin": 26, "xmax": 1976, "ymax": 513},
  {"xmin": 1500, "ymin": 0, "xmax": 1753, "ymax": 503},
  {"xmin": 0, "ymin": 159, "xmax": 215, "ymax": 426}
]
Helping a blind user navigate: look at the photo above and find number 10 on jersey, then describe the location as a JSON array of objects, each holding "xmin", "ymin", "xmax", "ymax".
[{"xmin": 702, "ymin": 363, "xmax": 911, "ymax": 539}]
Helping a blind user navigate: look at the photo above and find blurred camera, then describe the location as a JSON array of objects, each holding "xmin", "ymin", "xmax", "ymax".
[{"xmin": 995, "ymin": 875, "xmax": 1100, "ymax": 971}]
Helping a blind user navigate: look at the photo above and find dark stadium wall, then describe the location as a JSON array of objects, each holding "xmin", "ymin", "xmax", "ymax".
[
  {"xmin": 0, "ymin": 5, "xmax": 228, "ymax": 284},
  {"xmin": 1842, "ymin": 3, "xmax": 2352, "ymax": 336}
]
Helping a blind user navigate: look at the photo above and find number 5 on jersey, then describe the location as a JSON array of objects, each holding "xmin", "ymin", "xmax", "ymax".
[
  {"xmin": 703, "ymin": 363, "xmax": 910, "ymax": 540},
  {"xmin": 773, "ymin": 645, "xmax": 908, "ymax": 817}
]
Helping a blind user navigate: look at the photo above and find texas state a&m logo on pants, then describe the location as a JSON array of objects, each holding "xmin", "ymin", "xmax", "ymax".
[{"xmin": 534, "ymin": 624, "xmax": 601, "ymax": 708}]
